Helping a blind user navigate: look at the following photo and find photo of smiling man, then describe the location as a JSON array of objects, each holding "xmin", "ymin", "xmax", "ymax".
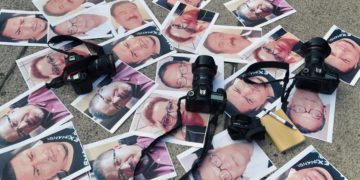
[
  {"xmin": 323, "ymin": 25, "xmax": 360, "ymax": 86},
  {"xmin": 0, "ymin": 85, "xmax": 72, "ymax": 151},
  {"xmin": 0, "ymin": 122, "xmax": 90, "ymax": 180},
  {"xmin": 102, "ymin": 23, "xmax": 175, "ymax": 70},
  {"xmin": 0, "ymin": 10, "xmax": 49, "ymax": 46},
  {"xmin": 84, "ymin": 133, "xmax": 176, "ymax": 180},
  {"xmin": 109, "ymin": 0, "xmax": 161, "ymax": 36},
  {"xmin": 32, "ymin": 0, "xmax": 105, "ymax": 25}
]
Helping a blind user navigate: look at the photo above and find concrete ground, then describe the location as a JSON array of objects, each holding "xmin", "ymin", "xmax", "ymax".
[{"xmin": 0, "ymin": 0, "xmax": 359, "ymax": 179}]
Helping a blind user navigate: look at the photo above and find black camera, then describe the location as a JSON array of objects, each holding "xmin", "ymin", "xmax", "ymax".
[
  {"xmin": 227, "ymin": 114, "xmax": 266, "ymax": 142},
  {"xmin": 295, "ymin": 37, "xmax": 340, "ymax": 94},
  {"xmin": 185, "ymin": 55, "xmax": 227, "ymax": 114},
  {"xmin": 46, "ymin": 35, "xmax": 116, "ymax": 95},
  {"xmin": 63, "ymin": 53, "xmax": 116, "ymax": 94}
]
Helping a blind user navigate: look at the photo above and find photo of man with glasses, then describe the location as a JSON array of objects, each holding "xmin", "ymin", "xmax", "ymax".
[
  {"xmin": 157, "ymin": 57, "xmax": 193, "ymax": 89},
  {"xmin": 229, "ymin": 0, "xmax": 294, "ymax": 27},
  {"xmin": 162, "ymin": 2, "xmax": 218, "ymax": 52},
  {"xmin": 177, "ymin": 130, "xmax": 276, "ymax": 180},
  {"xmin": 283, "ymin": 88, "xmax": 336, "ymax": 142},
  {"xmin": 0, "ymin": 87, "xmax": 71, "ymax": 149},
  {"xmin": 50, "ymin": 6, "xmax": 112, "ymax": 39},
  {"xmin": 86, "ymin": 134, "xmax": 176, "ymax": 180},
  {"xmin": 71, "ymin": 62, "xmax": 155, "ymax": 132},
  {"xmin": 130, "ymin": 94, "xmax": 208, "ymax": 145}
]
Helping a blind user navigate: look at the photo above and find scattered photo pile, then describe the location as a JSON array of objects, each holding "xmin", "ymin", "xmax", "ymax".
[
  {"xmin": 268, "ymin": 145, "xmax": 346, "ymax": 179},
  {"xmin": 0, "ymin": 0, "xmax": 355, "ymax": 179}
]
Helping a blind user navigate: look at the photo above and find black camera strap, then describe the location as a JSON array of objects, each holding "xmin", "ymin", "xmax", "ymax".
[
  {"xmin": 239, "ymin": 61, "xmax": 291, "ymax": 106},
  {"xmin": 45, "ymin": 35, "xmax": 115, "ymax": 89}
]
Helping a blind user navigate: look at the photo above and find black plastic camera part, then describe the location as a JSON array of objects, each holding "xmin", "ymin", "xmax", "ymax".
[
  {"xmin": 227, "ymin": 114, "xmax": 266, "ymax": 142},
  {"xmin": 295, "ymin": 37, "xmax": 340, "ymax": 94},
  {"xmin": 185, "ymin": 55, "xmax": 227, "ymax": 114},
  {"xmin": 45, "ymin": 35, "xmax": 116, "ymax": 95}
]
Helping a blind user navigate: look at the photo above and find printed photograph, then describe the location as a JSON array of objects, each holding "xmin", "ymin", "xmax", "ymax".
[
  {"xmin": 48, "ymin": 4, "xmax": 113, "ymax": 40},
  {"xmin": 84, "ymin": 132, "xmax": 177, "ymax": 180},
  {"xmin": 16, "ymin": 43, "xmax": 91, "ymax": 88},
  {"xmin": 0, "ymin": 122, "xmax": 90, "ymax": 180},
  {"xmin": 32, "ymin": 0, "xmax": 106, "ymax": 26},
  {"xmin": 224, "ymin": 0, "xmax": 296, "ymax": 27},
  {"xmin": 0, "ymin": 85, "xmax": 72, "ymax": 152},
  {"xmin": 197, "ymin": 25, "xmax": 262, "ymax": 62},
  {"xmin": 71, "ymin": 62, "xmax": 157, "ymax": 133},
  {"xmin": 283, "ymin": 87, "xmax": 337, "ymax": 143},
  {"xmin": 0, "ymin": 9, "xmax": 49, "ymax": 46},
  {"xmin": 155, "ymin": 53, "xmax": 224, "ymax": 93},
  {"xmin": 130, "ymin": 93, "xmax": 210, "ymax": 147},
  {"xmin": 239, "ymin": 25, "xmax": 304, "ymax": 71},
  {"xmin": 109, "ymin": 0, "xmax": 161, "ymax": 36},
  {"xmin": 177, "ymin": 130, "xmax": 276, "ymax": 179},
  {"xmin": 323, "ymin": 25, "xmax": 360, "ymax": 86},
  {"xmin": 161, "ymin": 2, "xmax": 219, "ymax": 53},
  {"xmin": 153, "ymin": 0, "xmax": 212, "ymax": 11},
  {"xmin": 268, "ymin": 145, "xmax": 346, "ymax": 180},
  {"xmin": 224, "ymin": 64, "xmax": 285, "ymax": 118},
  {"xmin": 101, "ymin": 23, "xmax": 175, "ymax": 70}
]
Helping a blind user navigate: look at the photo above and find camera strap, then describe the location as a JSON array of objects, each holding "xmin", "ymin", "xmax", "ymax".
[
  {"xmin": 45, "ymin": 35, "xmax": 115, "ymax": 88},
  {"xmin": 239, "ymin": 61, "xmax": 290, "ymax": 106}
]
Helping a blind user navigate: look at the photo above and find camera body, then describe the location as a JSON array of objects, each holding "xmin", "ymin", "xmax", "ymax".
[
  {"xmin": 185, "ymin": 55, "xmax": 227, "ymax": 114},
  {"xmin": 63, "ymin": 53, "xmax": 116, "ymax": 94},
  {"xmin": 295, "ymin": 37, "xmax": 339, "ymax": 94}
]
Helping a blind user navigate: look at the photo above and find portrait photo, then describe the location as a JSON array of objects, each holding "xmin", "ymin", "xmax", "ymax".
[
  {"xmin": 16, "ymin": 43, "xmax": 91, "ymax": 88},
  {"xmin": 224, "ymin": 0, "xmax": 296, "ymax": 27},
  {"xmin": 155, "ymin": 53, "xmax": 224, "ymax": 93},
  {"xmin": 32, "ymin": 0, "xmax": 106, "ymax": 26},
  {"xmin": 323, "ymin": 25, "xmax": 360, "ymax": 86},
  {"xmin": 129, "ymin": 93, "xmax": 210, "ymax": 147},
  {"xmin": 224, "ymin": 64, "xmax": 285, "ymax": 118},
  {"xmin": 239, "ymin": 25, "xmax": 304, "ymax": 71},
  {"xmin": 0, "ymin": 9, "xmax": 49, "ymax": 47},
  {"xmin": 0, "ymin": 85, "xmax": 72, "ymax": 152},
  {"xmin": 101, "ymin": 23, "xmax": 176, "ymax": 70},
  {"xmin": 283, "ymin": 87, "xmax": 337, "ymax": 143},
  {"xmin": 71, "ymin": 62, "xmax": 157, "ymax": 133},
  {"xmin": 161, "ymin": 2, "xmax": 219, "ymax": 53},
  {"xmin": 268, "ymin": 145, "xmax": 346, "ymax": 180},
  {"xmin": 197, "ymin": 25, "xmax": 262, "ymax": 62},
  {"xmin": 177, "ymin": 130, "xmax": 276, "ymax": 180},
  {"xmin": 0, "ymin": 122, "xmax": 90, "ymax": 180},
  {"xmin": 109, "ymin": 0, "xmax": 161, "ymax": 36},
  {"xmin": 84, "ymin": 132, "xmax": 177, "ymax": 180},
  {"xmin": 153, "ymin": 0, "xmax": 212, "ymax": 11},
  {"xmin": 48, "ymin": 4, "xmax": 113, "ymax": 40}
]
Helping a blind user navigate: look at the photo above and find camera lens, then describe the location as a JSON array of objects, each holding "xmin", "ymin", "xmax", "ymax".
[
  {"xmin": 192, "ymin": 55, "xmax": 217, "ymax": 95},
  {"xmin": 301, "ymin": 37, "xmax": 331, "ymax": 64},
  {"xmin": 87, "ymin": 55, "xmax": 116, "ymax": 77}
]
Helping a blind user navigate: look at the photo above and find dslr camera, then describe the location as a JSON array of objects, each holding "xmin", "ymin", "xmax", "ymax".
[
  {"xmin": 295, "ymin": 37, "xmax": 340, "ymax": 94},
  {"xmin": 46, "ymin": 35, "xmax": 116, "ymax": 95},
  {"xmin": 185, "ymin": 55, "xmax": 227, "ymax": 114},
  {"xmin": 61, "ymin": 53, "xmax": 116, "ymax": 94}
]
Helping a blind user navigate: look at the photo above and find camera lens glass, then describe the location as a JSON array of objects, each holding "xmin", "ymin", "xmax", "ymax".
[{"xmin": 301, "ymin": 37, "xmax": 331, "ymax": 64}]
